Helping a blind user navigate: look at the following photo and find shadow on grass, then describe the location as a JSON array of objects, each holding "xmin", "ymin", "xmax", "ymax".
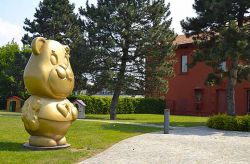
[
  {"xmin": 0, "ymin": 142, "xmax": 29, "ymax": 151},
  {"xmin": 116, "ymin": 118, "xmax": 136, "ymax": 121},
  {"xmin": 170, "ymin": 122, "xmax": 207, "ymax": 127},
  {"xmin": 0, "ymin": 114, "xmax": 21, "ymax": 117},
  {"xmin": 100, "ymin": 123, "xmax": 161, "ymax": 134},
  {"xmin": 86, "ymin": 116, "xmax": 136, "ymax": 121}
]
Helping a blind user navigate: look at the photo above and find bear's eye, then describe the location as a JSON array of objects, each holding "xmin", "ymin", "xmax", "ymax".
[
  {"xmin": 50, "ymin": 54, "xmax": 58, "ymax": 65},
  {"xmin": 64, "ymin": 56, "xmax": 69, "ymax": 66}
]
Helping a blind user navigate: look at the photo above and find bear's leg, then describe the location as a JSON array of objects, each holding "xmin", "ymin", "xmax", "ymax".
[
  {"xmin": 57, "ymin": 137, "xmax": 67, "ymax": 145},
  {"xmin": 29, "ymin": 136, "xmax": 57, "ymax": 147}
]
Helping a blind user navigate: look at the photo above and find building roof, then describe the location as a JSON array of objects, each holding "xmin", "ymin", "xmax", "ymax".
[
  {"xmin": 73, "ymin": 99, "xmax": 86, "ymax": 106},
  {"xmin": 7, "ymin": 96, "xmax": 23, "ymax": 101},
  {"xmin": 173, "ymin": 35, "xmax": 194, "ymax": 45}
]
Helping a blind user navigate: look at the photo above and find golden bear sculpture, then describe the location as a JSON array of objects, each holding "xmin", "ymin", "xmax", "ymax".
[{"xmin": 22, "ymin": 37, "xmax": 78, "ymax": 147}]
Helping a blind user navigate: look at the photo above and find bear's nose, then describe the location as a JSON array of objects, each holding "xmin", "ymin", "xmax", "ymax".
[{"xmin": 56, "ymin": 65, "xmax": 67, "ymax": 79}]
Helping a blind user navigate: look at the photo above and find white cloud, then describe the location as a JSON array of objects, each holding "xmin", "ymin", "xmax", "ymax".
[
  {"xmin": 169, "ymin": 0, "xmax": 196, "ymax": 34},
  {"xmin": 0, "ymin": 0, "xmax": 196, "ymax": 47},
  {"xmin": 0, "ymin": 18, "xmax": 24, "ymax": 46}
]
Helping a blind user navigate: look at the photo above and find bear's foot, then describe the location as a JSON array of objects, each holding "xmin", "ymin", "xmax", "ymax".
[
  {"xmin": 57, "ymin": 137, "xmax": 67, "ymax": 145},
  {"xmin": 29, "ymin": 136, "xmax": 57, "ymax": 147}
]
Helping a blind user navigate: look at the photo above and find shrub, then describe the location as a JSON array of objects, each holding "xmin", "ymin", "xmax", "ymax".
[
  {"xmin": 207, "ymin": 114, "xmax": 250, "ymax": 131},
  {"xmin": 135, "ymin": 98, "xmax": 165, "ymax": 114},
  {"xmin": 223, "ymin": 116, "xmax": 237, "ymax": 131},
  {"xmin": 245, "ymin": 115, "xmax": 250, "ymax": 131},
  {"xmin": 207, "ymin": 114, "xmax": 225, "ymax": 129},
  {"xmin": 117, "ymin": 97, "xmax": 137, "ymax": 114},
  {"xmin": 68, "ymin": 95, "xmax": 165, "ymax": 114},
  {"xmin": 236, "ymin": 116, "xmax": 248, "ymax": 131}
]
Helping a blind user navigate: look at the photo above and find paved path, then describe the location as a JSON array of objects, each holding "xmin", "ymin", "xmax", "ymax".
[{"xmin": 80, "ymin": 126, "xmax": 250, "ymax": 164}]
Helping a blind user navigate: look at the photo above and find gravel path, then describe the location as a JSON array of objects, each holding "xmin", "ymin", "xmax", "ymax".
[{"xmin": 80, "ymin": 126, "xmax": 250, "ymax": 164}]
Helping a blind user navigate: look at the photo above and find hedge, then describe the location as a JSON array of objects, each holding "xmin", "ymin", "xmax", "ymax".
[
  {"xmin": 207, "ymin": 114, "xmax": 250, "ymax": 131},
  {"xmin": 68, "ymin": 95, "xmax": 165, "ymax": 114}
]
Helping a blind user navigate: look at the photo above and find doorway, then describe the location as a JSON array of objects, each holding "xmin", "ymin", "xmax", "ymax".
[
  {"xmin": 216, "ymin": 90, "xmax": 227, "ymax": 114},
  {"xmin": 9, "ymin": 101, "xmax": 16, "ymax": 112},
  {"xmin": 247, "ymin": 90, "xmax": 250, "ymax": 113}
]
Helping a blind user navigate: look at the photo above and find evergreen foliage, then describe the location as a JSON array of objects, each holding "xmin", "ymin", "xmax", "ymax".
[
  {"xmin": 181, "ymin": 0, "xmax": 250, "ymax": 115},
  {"xmin": 80, "ymin": 0, "xmax": 176, "ymax": 119},
  {"xmin": 22, "ymin": 0, "xmax": 81, "ymax": 45}
]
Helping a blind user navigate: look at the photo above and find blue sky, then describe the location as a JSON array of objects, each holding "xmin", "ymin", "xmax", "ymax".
[{"xmin": 0, "ymin": 0, "xmax": 195, "ymax": 46}]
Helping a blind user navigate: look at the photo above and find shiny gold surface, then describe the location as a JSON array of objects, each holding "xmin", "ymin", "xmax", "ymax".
[{"xmin": 22, "ymin": 37, "xmax": 78, "ymax": 147}]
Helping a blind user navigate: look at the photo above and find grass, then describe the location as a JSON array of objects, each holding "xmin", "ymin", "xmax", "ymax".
[
  {"xmin": 1, "ymin": 111, "xmax": 209, "ymax": 127},
  {"xmin": 86, "ymin": 114, "xmax": 209, "ymax": 127},
  {"xmin": 0, "ymin": 110, "xmax": 21, "ymax": 116},
  {"xmin": 0, "ymin": 111, "xmax": 160, "ymax": 163}
]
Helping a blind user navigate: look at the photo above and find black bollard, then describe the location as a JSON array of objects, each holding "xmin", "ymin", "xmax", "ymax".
[{"xmin": 164, "ymin": 109, "xmax": 170, "ymax": 134}]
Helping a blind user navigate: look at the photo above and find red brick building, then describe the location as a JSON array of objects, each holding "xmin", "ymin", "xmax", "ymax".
[
  {"xmin": 165, "ymin": 35, "xmax": 250, "ymax": 116},
  {"xmin": 6, "ymin": 96, "xmax": 24, "ymax": 112}
]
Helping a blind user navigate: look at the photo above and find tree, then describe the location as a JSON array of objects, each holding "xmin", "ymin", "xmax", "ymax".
[
  {"xmin": 181, "ymin": 0, "xmax": 250, "ymax": 115},
  {"xmin": 0, "ymin": 41, "xmax": 30, "ymax": 99},
  {"xmin": 22, "ymin": 0, "xmax": 88, "ymax": 91},
  {"xmin": 80, "ymin": 0, "xmax": 176, "ymax": 120}
]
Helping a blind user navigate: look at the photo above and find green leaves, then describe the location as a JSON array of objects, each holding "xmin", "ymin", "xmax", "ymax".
[
  {"xmin": 0, "ymin": 42, "xmax": 30, "ymax": 98},
  {"xmin": 182, "ymin": 0, "xmax": 250, "ymax": 76},
  {"xmin": 182, "ymin": 0, "xmax": 250, "ymax": 115},
  {"xmin": 22, "ymin": 0, "xmax": 81, "ymax": 46}
]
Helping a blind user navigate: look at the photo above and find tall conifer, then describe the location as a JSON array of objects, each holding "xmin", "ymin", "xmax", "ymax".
[
  {"xmin": 181, "ymin": 0, "xmax": 250, "ymax": 115},
  {"xmin": 80, "ymin": 0, "xmax": 176, "ymax": 120}
]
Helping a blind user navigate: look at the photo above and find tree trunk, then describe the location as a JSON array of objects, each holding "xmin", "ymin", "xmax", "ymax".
[
  {"xmin": 110, "ymin": 87, "xmax": 121, "ymax": 120},
  {"xmin": 227, "ymin": 60, "xmax": 238, "ymax": 116},
  {"xmin": 110, "ymin": 50, "xmax": 128, "ymax": 120}
]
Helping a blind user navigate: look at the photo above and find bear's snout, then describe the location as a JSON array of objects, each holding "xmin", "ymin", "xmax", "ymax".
[{"xmin": 56, "ymin": 65, "xmax": 67, "ymax": 79}]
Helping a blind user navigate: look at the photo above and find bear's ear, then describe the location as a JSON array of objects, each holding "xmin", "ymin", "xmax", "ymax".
[
  {"xmin": 64, "ymin": 45, "xmax": 70, "ymax": 55},
  {"xmin": 31, "ymin": 37, "xmax": 46, "ymax": 55}
]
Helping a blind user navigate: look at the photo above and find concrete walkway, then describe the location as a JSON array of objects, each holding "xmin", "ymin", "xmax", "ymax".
[{"xmin": 80, "ymin": 126, "xmax": 250, "ymax": 164}]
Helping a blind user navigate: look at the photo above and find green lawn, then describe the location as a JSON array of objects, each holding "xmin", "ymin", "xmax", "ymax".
[
  {"xmin": 86, "ymin": 114, "xmax": 208, "ymax": 127},
  {"xmin": 0, "ymin": 112, "xmax": 160, "ymax": 163}
]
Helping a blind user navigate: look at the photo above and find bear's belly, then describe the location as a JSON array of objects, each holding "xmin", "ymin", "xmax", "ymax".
[
  {"xmin": 26, "ymin": 118, "xmax": 71, "ymax": 141},
  {"xmin": 37, "ymin": 97, "xmax": 74, "ymax": 121}
]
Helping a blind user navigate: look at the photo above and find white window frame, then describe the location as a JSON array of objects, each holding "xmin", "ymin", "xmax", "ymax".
[{"xmin": 181, "ymin": 55, "xmax": 188, "ymax": 73}]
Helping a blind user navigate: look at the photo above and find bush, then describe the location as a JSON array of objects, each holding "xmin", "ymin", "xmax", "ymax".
[
  {"xmin": 68, "ymin": 95, "xmax": 165, "ymax": 114},
  {"xmin": 135, "ymin": 98, "xmax": 165, "ymax": 114},
  {"xmin": 236, "ymin": 116, "xmax": 248, "ymax": 131},
  {"xmin": 207, "ymin": 114, "xmax": 250, "ymax": 131},
  {"xmin": 207, "ymin": 114, "xmax": 225, "ymax": 129},
  {"xmin": 223, "ymin": 116, "xmax": 237, "ymax": 131},
  {"xmin": 245, "ymin": 115, "xmax": 250, "ymax": 131}
]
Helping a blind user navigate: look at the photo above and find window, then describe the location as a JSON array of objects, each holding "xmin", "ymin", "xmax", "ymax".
[
  {"xmin": 181, "ymin": 55, "xmax": 188, "ymax": 73},
  {"xmin": 219, "ymin": 61, "xmax": 227, "ymax": 71},
  {"xmin": 247, "ymin": 90, "xmax": 250, "ymax": 113}
]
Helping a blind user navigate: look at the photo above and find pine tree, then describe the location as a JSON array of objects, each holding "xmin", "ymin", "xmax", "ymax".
[
  {"xmin": 80, "ymin": 0, "xmax": 176, "ymax": 120},
  {"xmin": 181, "ymin": 0, "xmax": 250, "ymax": 115},
  {"xmin": 22, "ymin": 0, "xmax": 81, "ymax": 45},
  {"xmin": 22, "ymin": 0, "xmax": 87, "ymax": 91}
]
